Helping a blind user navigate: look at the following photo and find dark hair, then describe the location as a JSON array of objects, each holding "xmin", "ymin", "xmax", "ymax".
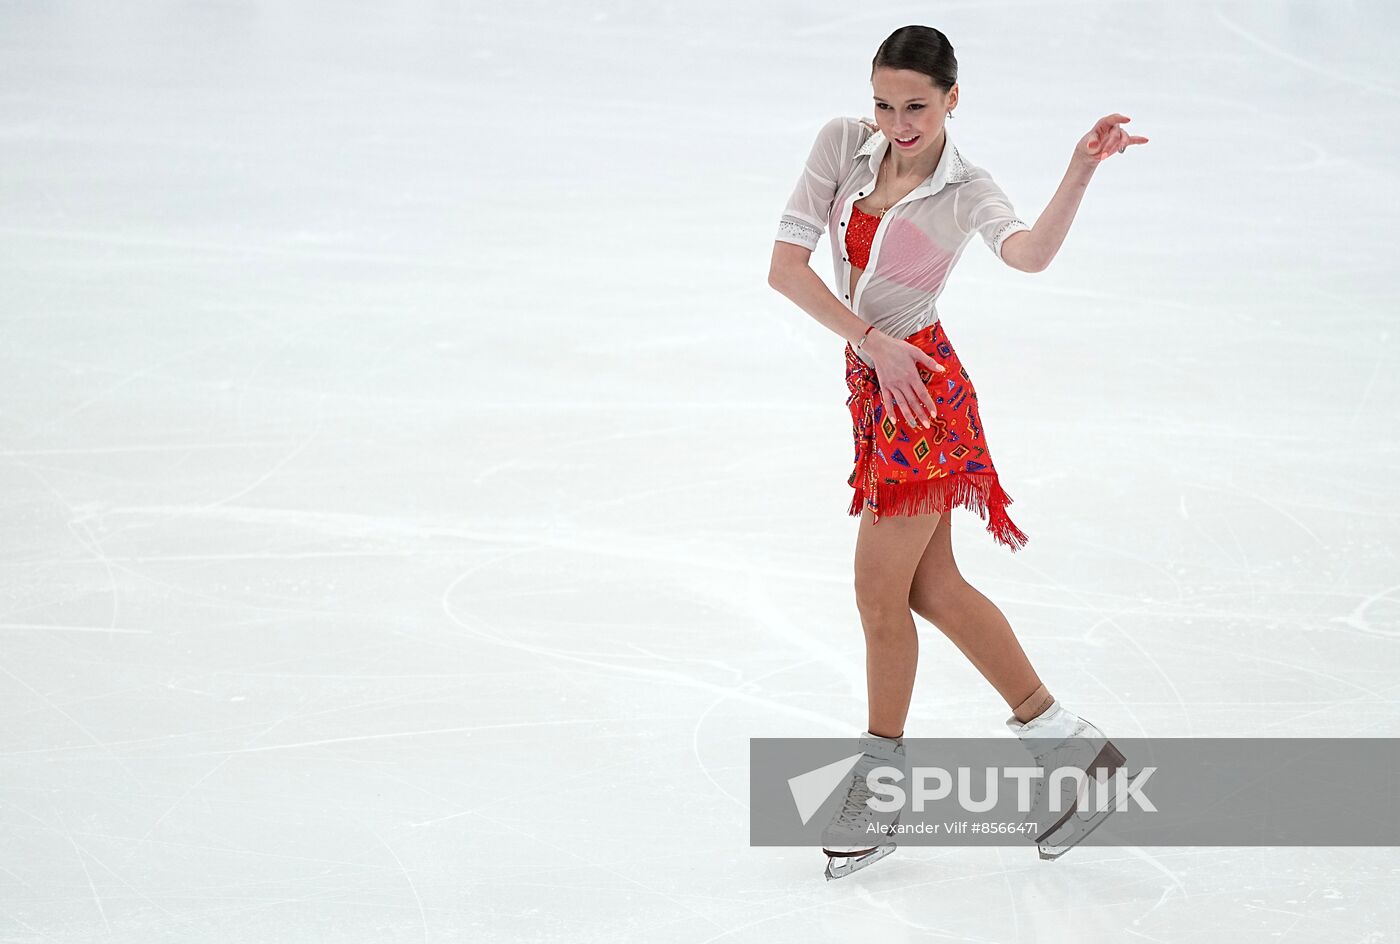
[{"xmin": 872, "ymin": 25, "xmax": 957, "ymax": 93}]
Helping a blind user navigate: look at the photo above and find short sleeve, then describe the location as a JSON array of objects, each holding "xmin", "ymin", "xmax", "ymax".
[
  {"xmin": 964, "ymin": 175, "xmax": 1032, "ymax": 261},
  {"xmin": 775, "ymin": 117, "xmax": 859, "ymax": 251}
]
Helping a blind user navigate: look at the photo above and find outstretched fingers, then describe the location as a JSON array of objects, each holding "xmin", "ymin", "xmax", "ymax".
[
  {"xmin": 1087, "ymin": 114, "xmax": 1134, "ymax": 154},
  {"xmin": 887, "ymin": 387, "xmax": 929, "ymax": 430},
  {"xmin": 887, "ymin": 374, "xmax": 944, "ymax": 430},
  {"xmin": 1090, "ymin": 115, "xmax": 1150, "ymax": 161}
]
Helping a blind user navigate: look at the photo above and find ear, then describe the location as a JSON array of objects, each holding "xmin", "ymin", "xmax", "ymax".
[{"xmin": 946, "ymin": 84, "xmax": 959, "ymax": 113}]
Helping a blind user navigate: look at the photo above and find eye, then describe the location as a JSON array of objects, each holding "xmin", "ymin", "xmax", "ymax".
[
  {"xmin": 909, "ymin": 104, "xmax": 924, "ymax": 110},
  {"xmin": 875, "ymin": 103, "xmax": 890, "ymax": 110}
]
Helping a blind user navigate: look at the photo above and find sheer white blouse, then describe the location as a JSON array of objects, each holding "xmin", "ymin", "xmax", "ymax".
[{"xmin": 775, "ymin": 116, "xmax": 1031, "ymax": 366}]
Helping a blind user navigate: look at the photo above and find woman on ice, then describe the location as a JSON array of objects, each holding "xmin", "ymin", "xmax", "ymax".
[{"xmin": 766, "ymin": 24, "xmax": 1148, "ymax": 877}]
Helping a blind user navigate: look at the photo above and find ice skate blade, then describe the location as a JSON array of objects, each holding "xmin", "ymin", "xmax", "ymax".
[
  {"xmin": 1035, "ymin": 790, "xmax": 1124, "ymax": 861},
  {"xmin": 823, "ymin": 842, "xmax": 896, "ymax": 881}
]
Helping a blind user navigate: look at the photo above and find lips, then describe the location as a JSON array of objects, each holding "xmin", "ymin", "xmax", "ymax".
[{"xmin": 893, "ymin": 134, "xmax": 921, "ymax": 147}]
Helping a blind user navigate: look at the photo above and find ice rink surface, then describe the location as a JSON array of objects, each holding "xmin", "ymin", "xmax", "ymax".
[{"xmin": 2, "ymin": 1, "xmax": 1398, "ymax": 941}]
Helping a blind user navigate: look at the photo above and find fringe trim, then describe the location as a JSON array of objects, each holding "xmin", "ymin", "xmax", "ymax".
[{"xmin": 847, "ymin": 471, "xmax": 1030, "ymax": 553}]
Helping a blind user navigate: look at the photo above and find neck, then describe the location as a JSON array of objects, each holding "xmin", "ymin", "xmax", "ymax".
[{"xmin": 886, "ymin": 127, "xmax": 946, "ymax": 180}]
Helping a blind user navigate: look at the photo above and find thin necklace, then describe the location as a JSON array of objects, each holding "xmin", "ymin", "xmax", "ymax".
[
  {"xmin": 869, "ymin": 156, "xmax": 899, "ymax": 217},
  {"xmin": 871, "ymin": 135, "xmax": 941, "ymax": 216},
  {"xmin": 872, "ymin": 159, "xmax": 891, "ymax": 217}
]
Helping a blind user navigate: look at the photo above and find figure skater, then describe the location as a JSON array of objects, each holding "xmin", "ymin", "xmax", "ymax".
[{"xmin": 766, "ymin": 24, "xmax": 1149, "ymax": 878}]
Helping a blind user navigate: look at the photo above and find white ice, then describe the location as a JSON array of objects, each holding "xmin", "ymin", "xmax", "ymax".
[{"xmin": 1, "ymin": 1, "xmax": 1397, "ymax": 942}]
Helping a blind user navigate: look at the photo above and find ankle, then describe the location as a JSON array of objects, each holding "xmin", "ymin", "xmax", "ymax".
[
  {"xmin": 866, "ymin": 727, "xmax": 905, "ymax": 740},
  {"xmin": 1011, "ymin": 683, "xmax": 1053, "ymax": 723}
]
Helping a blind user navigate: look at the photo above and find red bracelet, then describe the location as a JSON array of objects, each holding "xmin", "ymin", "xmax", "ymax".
[{"xmin": 854, "ymin": 324, "xmax": 875, "ymax": 350}]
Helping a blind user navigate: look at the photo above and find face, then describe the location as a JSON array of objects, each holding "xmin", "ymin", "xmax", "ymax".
[{"xmin": 871, "ymin": 67, "xmax": 957, "ymax": 158}]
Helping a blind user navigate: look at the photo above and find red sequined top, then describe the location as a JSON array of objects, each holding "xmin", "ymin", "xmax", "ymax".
[{"xmin": 844, "ymin": 203, "xmax": 882, "ymax": 271}]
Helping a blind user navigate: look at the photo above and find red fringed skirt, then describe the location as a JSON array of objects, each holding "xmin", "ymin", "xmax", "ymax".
[{"xmin": 845, "ymin": 320, "xmax": 1029, "ymax": 552}]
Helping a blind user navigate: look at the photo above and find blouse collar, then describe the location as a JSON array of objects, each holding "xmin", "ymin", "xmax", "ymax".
[{"xmin": 854, "ymin": 128, "xmax": 973, "ymax": 195}]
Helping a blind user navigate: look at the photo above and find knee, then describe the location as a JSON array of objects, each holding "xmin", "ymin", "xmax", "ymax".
[{"xmin": 853, "ymin": 572, "xmax": 912, "ymax": 632}]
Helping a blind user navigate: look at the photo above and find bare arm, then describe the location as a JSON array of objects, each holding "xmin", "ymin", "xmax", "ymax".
[
  {"xmin": 767, "ymin": 242, "xmax": 871, "ymax": 346},
  {"xmin": 1001, "ymin": 113, "xmax": 1149, "ymax": 273}
]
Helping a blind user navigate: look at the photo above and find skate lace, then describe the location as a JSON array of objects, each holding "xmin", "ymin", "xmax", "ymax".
[{"xmin": 834, "ymin": 776, "xmax": 876, "ymax": 828}]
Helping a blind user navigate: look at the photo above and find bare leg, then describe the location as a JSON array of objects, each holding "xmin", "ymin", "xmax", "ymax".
[
  {"xmin": 907, "ymin": 513, "xmax": 1052, "ymax": 722},
  {"xmin": 852, "ymin": 506, "xmax": 943, "ymax": 738}
]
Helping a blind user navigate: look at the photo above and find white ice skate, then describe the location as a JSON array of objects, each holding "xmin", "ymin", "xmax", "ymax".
[
  {"xmin": 1005, "ymin": 700, "xmax": 1135, "ymax": 861},
  {"xmin": 821, "ymin": 731, "xmax": 907, "ymax": 881}
]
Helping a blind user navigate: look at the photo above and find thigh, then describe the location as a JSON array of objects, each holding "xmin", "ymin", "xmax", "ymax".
[{"xmin": 854, "ymin": 506, "xmax": 943, "ymax": 609}]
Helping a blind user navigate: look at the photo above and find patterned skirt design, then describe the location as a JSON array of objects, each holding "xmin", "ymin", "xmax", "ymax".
[{"xmin": 844, "ymin": 320, "xmax": 1029, "ymax": 552}]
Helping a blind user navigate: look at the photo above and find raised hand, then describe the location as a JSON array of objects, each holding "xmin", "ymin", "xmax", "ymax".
[{"xmin": 1077, "ymin": 114, "xmax": 1149, "ymax": 167}]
